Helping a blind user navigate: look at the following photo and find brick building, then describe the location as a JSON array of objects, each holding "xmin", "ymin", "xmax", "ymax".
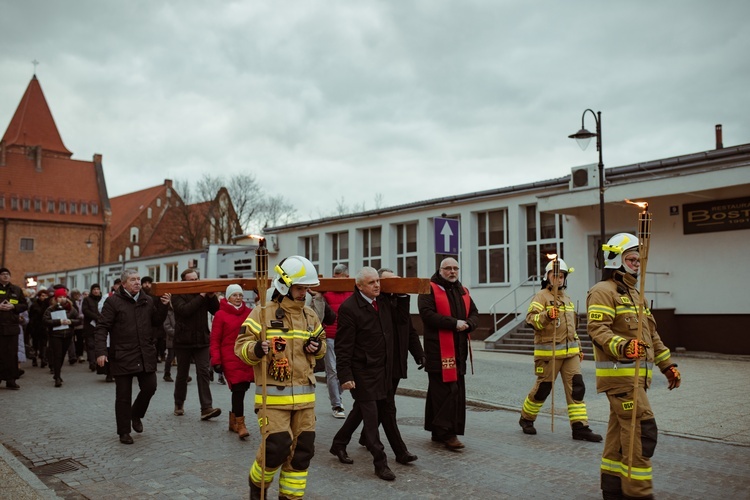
[{"xmin": 0, "ymin": 75, "xmax": 110, "ymax": 287}]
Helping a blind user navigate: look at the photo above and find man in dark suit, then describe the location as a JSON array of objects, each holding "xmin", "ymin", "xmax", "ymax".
[{"xmin": 330, "ymin": 267, "xmax": 396, "ymax": 481}]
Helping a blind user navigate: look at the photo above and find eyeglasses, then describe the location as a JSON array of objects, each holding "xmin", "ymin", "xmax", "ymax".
[
  {"xmin": 441, "ymin": 266, "xmax": 459, "ymax": 271},
  {"xmin": 624, "ymin": 257, "xmax": 641, "ymax": 265}
]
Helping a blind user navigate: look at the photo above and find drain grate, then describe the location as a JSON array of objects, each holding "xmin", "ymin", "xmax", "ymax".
[{"xmin": 31, "ymin": 458, "xmax": 86, "ymax": 475}]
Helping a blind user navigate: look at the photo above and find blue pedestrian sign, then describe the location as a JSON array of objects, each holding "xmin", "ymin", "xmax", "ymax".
[{"xmin": 434, "ymin": 217, "xmax": 459, "ymax": 255}]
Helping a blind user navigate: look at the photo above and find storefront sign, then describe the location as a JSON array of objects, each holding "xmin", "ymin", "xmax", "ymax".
[{"xmin": 683, "ymin": 196, "xmax": 750, "ymax": 234}]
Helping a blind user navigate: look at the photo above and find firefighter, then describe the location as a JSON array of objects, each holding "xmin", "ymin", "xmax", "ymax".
[
  {"xmin": 519, "ymin": 258, "xmax": 602, "ymax": 442},
  {"xmin": 587, "ymin": 233, "xmax": 681, "ymax": 500},
  {"xmin": 235, "ymin": 255, "xmax": 326, "ymax": 500}
]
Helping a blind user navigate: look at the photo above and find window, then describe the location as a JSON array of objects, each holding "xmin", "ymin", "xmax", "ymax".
[
  {"xmin": 47, "ymin": 199, "xmax": 55, "ymax": 213},
  {"xmin": 70, "ymin": 202, "xmax": 77, "ymax": 214},
  {"xmin": 395, "ymin": 222, "xmax": 418, "ymax": 277},
  {"xmin": 130, "ymin": 227, "xmax": 139, "ymax": 243},
  {"xmin": 166, "ymin": 263, "xmax": 179, "ymax": 282},
  {"xmin": 0, "ymin": 196, "xmax": 4, "ymax": 209},
  {"xmin": 526, "ymin": 205, "xmax": 564, "ymax": 279},
  {"xmin": 156, "ymin": 198, "xmax": 162, "ymax": 207},
  {"xmin": 477, "ymin": 209, "xmax": 510, "ymax": 284},
  {"xmin": 20, "ymin": 238, "xmax": 34, "ymax": 252},
  {"xmin": 59, "ymin": 200, "xmax": 67, "ymax": 214},
  {"xmin": 147, "ymin": 265, "xmax": 161, "ymax": 282},
  {"xmin": 91, "ymin": 203, "xmax": 98, "ymax": 215},
  {"xmin": 361, "ymin": 227, "xmax": 382, "ymax": 270},
  {"xmin": 34, "ymin": 199, "xmax": 42, "ymax": 212},
  {"xmin": 22, "ymin": 198, "xmax": 31, "ymax": 211},
  {"xmin": 302, "ymin": 235, "xmax": 319, "ymax": 270},
  {"xmin": 147, "ymin": 207, "xmax": 152, "ymax": 219},
  {"xmin": 11, "ymin": 197, "xmax": 19, "ymax": 210},
  {"xmin": 330, "ymin": 231, "xmax": 349, "ymax": 275},
  {"xmin": 81, "ymin": 203, "xmax": 88, "ymax": 215}
]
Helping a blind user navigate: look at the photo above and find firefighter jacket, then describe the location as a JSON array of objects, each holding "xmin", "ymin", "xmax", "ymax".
[
  {"xmin": 586, "ymin": 273, "xmax": 673, "ymax": 394},
  {"xmin": 526, "ymin": 287, "xmax": 581, "ymax": 360},
  {"xmin": 235, "ymin": 295, "xmax": 326, "ymax": 411}
]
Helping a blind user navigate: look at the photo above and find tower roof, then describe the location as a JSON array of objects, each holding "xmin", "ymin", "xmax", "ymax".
[{"xmin": 2, "ymin": 75, "xmax": 72, "ymax": 157}]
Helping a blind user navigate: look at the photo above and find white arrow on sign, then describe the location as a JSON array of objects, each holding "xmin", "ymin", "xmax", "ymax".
[{"xmin": 440, "ymin": 221, "xmax": 454, "ymax": 253}]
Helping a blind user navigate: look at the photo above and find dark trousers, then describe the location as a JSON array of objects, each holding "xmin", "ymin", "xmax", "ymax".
[
  {"xmin": 48, "ymin": 335, "xmax": 72, "ymax": 380},
  {"xmin": 31, "ymin": 331, "xmax": 47, "ymax": 364},
  {"xmin": 352, "ymin": 378, "xmax": 409, "ymax": 457},
  {"xmin": 174, "ymin": 346, "xmax": 213, "ymax": 410},
  {"xmin": 163, "ymin": 348, "xmax": 175, "ymax": 376},
  {"xmin": 114, "ymin": 371, "xmax": 157, "ymax": 435},
  {"xmin": 231, "ymin": 381, "xmax": 251, "ymax": 417},
  {"xmin": 83, "ymin": 331, "xmax": 96, "ymax": 362},
  {"xmin": 0, "ymin": 334, "xmax": 19, "ymax": 382},
  {"xmin": 332, "ymin": 399, "xmax": 388, "ymax": 469}
]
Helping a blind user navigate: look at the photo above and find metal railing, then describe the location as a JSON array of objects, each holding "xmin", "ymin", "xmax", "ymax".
[
  {"xmin": 490, "ymin": 275, "xmax": 540, "ymax": 334},
  {"xmin": 645, "ymin": 270, "xmax": 670, "ymax": 309}
]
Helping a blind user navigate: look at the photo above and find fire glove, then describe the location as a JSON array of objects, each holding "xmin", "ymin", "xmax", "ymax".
[
  {"xmin": 663, "ymin": 364, "xmax": 681, "ymax": 390},
  {"xmin": 213, "ymin": 364, "xmax": 223, "ymax": 374},
  {"xmin": 547, "ymin": 307, "xmax": 559, "ymax": 319},
  {"xmin": 623, "ymin": 339, "xmax": 650, "ymax": 359}
]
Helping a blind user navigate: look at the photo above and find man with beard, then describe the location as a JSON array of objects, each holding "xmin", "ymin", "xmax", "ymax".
[{"xmin": 418, "ymin": 257, "xmax": 479, "ymax": 450}]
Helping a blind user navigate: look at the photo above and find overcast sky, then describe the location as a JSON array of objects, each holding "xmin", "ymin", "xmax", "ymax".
[{"xmin": 2, "ymin": 1, "xmax": 748, "ymax": 223}]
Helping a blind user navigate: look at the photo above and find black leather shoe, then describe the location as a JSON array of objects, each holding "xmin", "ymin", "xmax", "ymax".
[
  {"xmin": 395, "ymin": 452, "xmax": 418, "ymax": 464},
  {"xmin": 330, "ymin": 447, "xmax": 353, "ymax": 464},
  {"xmin": 132, "ymin": 417, "xmax": 143, "ymax": 433},
  {"xmin": 54, "ymin": 378, "xmax": 62, "ymax": 388},
  {"xmin": 375, "ymin": 466, "xmax": 396, "ymax": 481},
  {"xmin": 6, "ymin": 381, "xmax": 20, "ymax": 390},
  {"xmin": 119, "ymin": 433, "xmax": 134, "ymax": 444}
]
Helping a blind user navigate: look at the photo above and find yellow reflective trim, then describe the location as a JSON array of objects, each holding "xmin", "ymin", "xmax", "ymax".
[
  {"xmin": 255, "ymin": 392, "xmax": 316, "ymax": 405},
  {"xmin": 595, "ymin": 368, "xmax": 654, "ymax": 378},
  {"xmin": 588, "ymin": 304, "xmax": 615, "ymax": 318},
  {"xmin": 534, "ymin": 346, "xmax": 581, "ymax": 357},
  {"xmin": 654, "ymin": 349, "xmax": 670, "ymax": 364},
  {"xmin": 600, "ymin": 458, "xmax": 652, "ymax": 480},
  {"xmin": 528, "ymin": 301, "xmax": 544, "ymax": 312}
]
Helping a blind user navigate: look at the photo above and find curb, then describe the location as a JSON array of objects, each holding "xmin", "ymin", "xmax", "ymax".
[{"xmin": 0, "ymin": 443, "xmax": 59, "ymax": 499}]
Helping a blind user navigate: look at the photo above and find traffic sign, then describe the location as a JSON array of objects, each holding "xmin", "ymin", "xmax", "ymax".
[{"xmin": 434, "ymin": 217, "xmax": 459, "ymax": 255}]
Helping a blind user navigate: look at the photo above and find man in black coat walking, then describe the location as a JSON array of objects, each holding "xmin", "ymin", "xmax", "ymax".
[
  {"xmin": 171, "ymin": 268, "xmax": 221, "ymax": 420},
  {"xmin": 95, "ymin": 269, "xmax": 170, "ymax": 444},
  {"xmin": 330, "ymin": 267, "xmax": 397, "ymax": 481}
]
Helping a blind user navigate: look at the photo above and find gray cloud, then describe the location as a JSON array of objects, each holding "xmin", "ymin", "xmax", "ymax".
[{"xmin": 2, "ymin": 1, "xmax": 748, "ymax": 219}]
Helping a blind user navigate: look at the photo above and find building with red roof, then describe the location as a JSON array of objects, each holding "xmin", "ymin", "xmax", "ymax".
[{"xmin": 0, "ymin": 75, "xmax": 110, "ymax": 287}]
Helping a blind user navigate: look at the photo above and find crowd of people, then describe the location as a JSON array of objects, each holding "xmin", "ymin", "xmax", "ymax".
[{"xmin": 0, "ymin": 235, "xmax": 681, "ymax": 500}]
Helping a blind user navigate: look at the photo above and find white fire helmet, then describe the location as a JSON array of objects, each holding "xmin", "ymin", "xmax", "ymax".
[
  {"xmin": 602, "ymin": 233, "xmax": 639, "ymax": 270},
  {"xmin": 542, "ymin": 258, "xmax": 573, "ymax": 288},
  {"xmin": 273, "ymin": 256, "xmax": 320, "ymax": 295}
]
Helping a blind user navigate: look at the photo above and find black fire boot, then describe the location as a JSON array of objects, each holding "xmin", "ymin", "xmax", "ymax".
[
  {"xmin": 519, "ymin": 417, "xmax": 537, "ymax": 435},
  {"xmin": 572, "ymin": 421, "xmax": 603, "ymax": 442},
  {"xmin": 249, "ymin": 481, "xmax": 267, "ymax": 500}
]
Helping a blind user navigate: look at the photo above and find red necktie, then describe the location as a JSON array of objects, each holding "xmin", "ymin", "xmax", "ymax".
[{"xmin": 372, "ymin": 299, "xmax": 378, "ymax": 311}]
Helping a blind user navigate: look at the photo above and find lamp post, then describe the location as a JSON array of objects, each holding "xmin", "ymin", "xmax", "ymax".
[
  {"xmin": 569, "ymin": 109, "xmax": 605, "ymax": 269},
  {"xmin": 85, "ymin": 232, "xmax": 102, "ymax": 285}
]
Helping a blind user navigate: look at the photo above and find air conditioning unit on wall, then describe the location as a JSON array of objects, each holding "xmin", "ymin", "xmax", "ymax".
[{"xmin": 569, "ymin": 163, "xmax": 601, "ymax": 191}]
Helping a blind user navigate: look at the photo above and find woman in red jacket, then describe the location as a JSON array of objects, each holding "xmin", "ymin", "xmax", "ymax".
[{"xmin": 210, "ymin": 284, "xmax": 254, "ymax": 439}]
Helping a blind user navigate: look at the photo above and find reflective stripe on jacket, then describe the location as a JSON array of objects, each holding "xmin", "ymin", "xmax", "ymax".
[
  {"xmin": 586, "ymin": 277, "xmax": 672, "ymax": 393},
  {"xmin": 526, "ymin": 288, "xmax": 580, "ymax": 360}
]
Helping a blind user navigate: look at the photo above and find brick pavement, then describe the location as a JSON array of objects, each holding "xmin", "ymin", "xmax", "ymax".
[{"xmin": 1, "ymin": 347, "xmax": 749, "ymax": 499}]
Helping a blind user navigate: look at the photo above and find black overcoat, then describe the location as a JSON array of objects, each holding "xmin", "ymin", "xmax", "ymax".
[
  {"xmin": 335, "ymin": 290, "xmax": 394, "ymax": 401},
  {"xmin": 94, "ymin": 288, "xmax": 168, "ymax": 376},
  {"xmin": 171, "ymin": 293, "xmax": 219, "ymax": 348}
]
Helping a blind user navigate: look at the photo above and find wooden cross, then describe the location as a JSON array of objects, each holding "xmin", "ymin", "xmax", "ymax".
[
  {"xmin": 150, "ymin": 277, "xmax": 432, "ymax": 296},
  {"xmin": 32, "ymin": 59, "xmax": 39, "ymax": 75}
]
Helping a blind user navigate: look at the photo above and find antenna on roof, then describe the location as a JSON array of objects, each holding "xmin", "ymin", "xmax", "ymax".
[{"xmin": 32, "ymin": 59, "xmax": 39, "ymax": 76}]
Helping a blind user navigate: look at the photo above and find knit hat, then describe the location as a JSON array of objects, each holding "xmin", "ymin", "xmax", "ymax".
[
  {"xmin": 53, "ymin": 288, "xmax": 68, "ymax": 299},
  {"xmin": 225, "ymin": 284, "xmax": 244, "ymax": 298}
]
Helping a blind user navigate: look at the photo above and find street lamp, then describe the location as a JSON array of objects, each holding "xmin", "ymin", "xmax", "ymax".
[
  {"xmin": 85, "ymin": 232, "xmax": 102, "ymax": 285},
  {"xmin": 569, "ymin": 109, "xmax": 605, "ymax": 269}
]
